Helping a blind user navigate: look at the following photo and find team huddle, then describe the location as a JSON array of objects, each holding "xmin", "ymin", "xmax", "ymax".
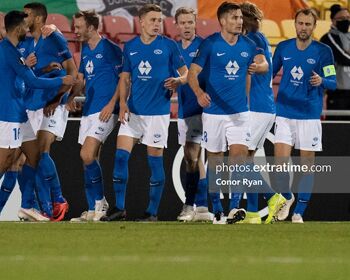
[{"xmin": 0, "ymin": 2, "xmax": 336, "ymax": 224}]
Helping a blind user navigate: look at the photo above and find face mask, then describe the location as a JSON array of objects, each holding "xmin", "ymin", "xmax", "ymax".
[{"xmin": 336, "ymin": 19, "xmax": 350, "ymax": 33}]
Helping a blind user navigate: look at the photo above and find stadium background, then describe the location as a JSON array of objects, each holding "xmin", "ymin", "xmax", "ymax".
[{"xmin": 0, "ymin": 0, "xmax": 349, "ymax": 221}]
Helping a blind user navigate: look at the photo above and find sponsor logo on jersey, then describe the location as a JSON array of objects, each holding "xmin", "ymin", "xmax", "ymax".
[
  {"xmin": 225, "ymin": 60, "xmax": 240, "ymax": 76},
  {"xmin": 138, "ymin": 60, "xmax": 152, "ymax": 75},
  {"xmin": 290, "ymin": 66, "xmax": 303, "ymax": 80},
  {"xmin": 85, "ymin": 60, "xmax": 94, "ymax": 75}
]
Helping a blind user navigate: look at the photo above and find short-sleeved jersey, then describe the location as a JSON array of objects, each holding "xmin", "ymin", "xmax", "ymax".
[
  {"xmin": 18, "ymin": 32, "xmax": 72, "ymax": 110},
  {"xmin": 177, "ymin": 36, "xmax": 203, "ymax": 119},
  {"xmin": 193, "ymin": 33, "xmax": 259, "ymax": 115},
  {"xmin": 0, "ymin": 39, "xmax": 62, "ymax": 122},
  {"xmin": 247, "ymin": 31, "xmax": 275, "ymax": 114},
  {"xmin": 79, "ymin": 37, "xmax": 123, "ymax": 116},
  {"xmin": 273, "ymin": 39, "xmax": 336, "ymax": 119},
  {"xmin": 122, "ymin": 35, "xmax": 186, "ymax": 116}
]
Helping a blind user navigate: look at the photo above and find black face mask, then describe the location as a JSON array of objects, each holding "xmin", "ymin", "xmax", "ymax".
[{"xmin": 336, "ymin": 19, "xmax": 350, "ymax": 33}]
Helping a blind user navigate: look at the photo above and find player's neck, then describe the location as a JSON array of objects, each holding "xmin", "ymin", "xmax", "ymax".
[
  {"xmin": 6, "ymin": 34, "xmax": 19, "ymax": 47},
  {"xmin": 181, "ymin": 34, "xmax": 195, "ymax": 49},
  {"xmin": 140, "ymin": 33, "xmax": 157, "ymax": 45},
  {"xmin": 87, "ymin": 33, "xmax": 102, "ymax": 50},
  {"xmin": 32, "ymin": 24, "xmax": 44, "ymax": 41},
  {"xmin": 296, "ymin": 38, "xmax": 312, "ymax": 50},
  {"xmin": 220, "ymin": 31, "xmax": 238, "ymax": 46}
]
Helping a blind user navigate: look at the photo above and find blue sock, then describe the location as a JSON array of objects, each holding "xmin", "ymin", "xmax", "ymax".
[
  {"xmin": 274, "ymin": 171, "xmax": 292, "ymax": 200},
  {"xmin": 208, "ymin": 171, "xmax": 223, "ymax": 214},
  {"xmin": 229, "ymin": 192, "xmax": 242, "ymax": 210},
  {"xmin": 294, "ymin": 174, "xmax": 314, "ymax": 216},
  {"xmin": 246, "ymin": 193, "xmax": 258, "ymax": 212},
  {"xmin": 84, "ymin": 170, "xmax": 95, "ymax": 211},
  {"xmin": 0, "ymin": 171, "xmax": 18, "ymax": 212},
  {"xmin": 195, "ymin": 178, "xmax": 208, "ymax": 207},
  {"xmin": 210, "ymin": 192, "xmax": 223, "ymax": 214},
  {"xmin": 18, "ymin": 169, "xmax": 39, "ymax": 210},
  {"xmin": 185, "ymin": 171, "xmax": 199, "ymax": 206},
  {"xmin": 38, "ymin": 152, "xmax": 64, "ymax": 203},
  {"xmin": 113, "ymin": 149, "xmax": 130, "ymax": 210},
  {"xmin": 36, "ymin": 167, "xmax": 53, "ymax": 216},
  {"xmin": 146, "ymin": 156, "xmax": 165, "ymax": 216},
  {"xmin": 19, "ymin": 165, "xmax": 38, "ymax": 209},
  {"xmin": 85, "ymin": 160, "xmax": 104, "ymax": 202}
]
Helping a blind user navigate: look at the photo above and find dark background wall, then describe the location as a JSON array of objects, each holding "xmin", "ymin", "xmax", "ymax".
[{"xmin": 52, "ymin": 121, "xmax": 350, "ymax": 221}]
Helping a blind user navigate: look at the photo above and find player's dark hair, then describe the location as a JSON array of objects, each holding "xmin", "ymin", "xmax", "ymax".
[
  {"xmin": 4, "ymin": 10, "xmax": 28, "ymax": 32},
  {"xmin": 175, "ymin": 7, "xmax": 197, "ymax": 23},
  {"xmin": 138, "ymin": 4, "xmax": 162, "ymax": 19},
  {"xmin": 240, "ymin": 1, "xmax": 263, "ymax": 32},
  {"xmin": 217, "ymin": 2, "xmax": 241, "ymax": 22},
  {"xmin": 295, "ymin": 8, "xmax": 318, "ymax": 24},
  {"xmin": 24, "ymin": 2, "xmax": 48, "ymax": 23},
  {"xmin": 74, "ymin": 10, "xmax": 99, "ymax": 30}
]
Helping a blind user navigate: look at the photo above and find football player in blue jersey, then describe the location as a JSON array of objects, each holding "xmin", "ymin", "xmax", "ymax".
[
  {"xmin": 188, "ymin": 2, "xmax": 261, "ymax": 224},
  {"xmin": 68, "ymin": 10, "xmax": 123, "ymax": 222},
  {"xmin": 101, "ymin": 4, "xmax": 187, "ymax": 222},
  {"xmin": 14, "ymin": 2, "xmax": 78, "ymax": 221},
  {"xmin": 174, "ymin": 7, "xmax": 211, "ymax": 222},
  {"xmin": 272, "ymin": 8, "xmax": 336, "ymax": 223},
  {"xmin": 236, "ymin": 1, "xmax": 286, "ymax": 224},
  {"xmin": 0, "ymin": 10, "xmax": 74, "ymax": 221}
]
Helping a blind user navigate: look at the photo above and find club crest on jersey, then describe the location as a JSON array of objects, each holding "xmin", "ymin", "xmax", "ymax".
[
  {"xmin": 154, "ymin": 49, "xmax": 163, "ymax": 55},
  {"xmin": 307, "ymin": 58, "xmax": 316, "ymax": 64},
  {"xmin": 240, "ymin": 52, "xmax": 248, "ymax": 58},
  {"xmin": 189, "ymin": 52, "xmax": 196, "ymax": 57},
  {"xmin": 96, "ymin": 54, "xmax": 103, "ymax": 59}
]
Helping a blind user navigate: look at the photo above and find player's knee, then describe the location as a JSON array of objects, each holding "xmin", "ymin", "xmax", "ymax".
[
  {"xmin": 185, "ymin": 158, "xmax": 199, "ymax": 172},
  {"xmin": 80, "ymin": 150, "xmax": 95, "ymax": 165}
]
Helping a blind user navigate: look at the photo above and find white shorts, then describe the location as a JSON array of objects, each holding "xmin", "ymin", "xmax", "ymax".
[
  {"xmin": 78, "ymin": 112, "xmax": 117, "ymax": 145},
  {"xmin": 248, "ymin": 112, "xmax": 275, "ymax": 150},
  {"xmin": 118, "ymin": 113, "xmax": 170, "ymax": 148},
  {"xmin": 202, "ymin": 112, "xmax": 251, "ymax": 153},
  {"xmin": 177, "ymin": 114, "xmax": 203, "ymax": 146},
  {"xmin": 274, "ymin": 116, "xmax": 322, "ymax": 151},
  {"xmin": 26, "ymin": 105, "xmax": 69, "ymax": 141},
  {"xmin": 0, "ymin": 121, "xmax": 23, "ymax": 148},
  {"xmin": 21, "ymin": 119, "xmax": 37, "ymax": 143}
]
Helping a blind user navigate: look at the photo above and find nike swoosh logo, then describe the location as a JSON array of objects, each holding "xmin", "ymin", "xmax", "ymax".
[
  {"xmin": 130, "ymin": 52, "xmax": 138, "ymax": 56},
  {"xmin": 95, "ymin": 132, "xmax": 103, "ymax": 135},
  {"xmin": 48, "ymin": 125, "xmax": 55, "ymax": 128},
  {"xmin": 217, "ymin": 53, "xmax": 225, "ymax": 56},
  {"xmin": 283, "ymin": 57, "xmax": 292, "ymax": 60},
  {"xmin": 83, "ymin": 56, "xmax": 87, "ymax": 59},
  {"xmin": 153, "ymin": 140, "xmax": 160, "ymax": 143},
  {"xmin": 312, "ymin": 143, "xmax": 317, "ymax": 147}
]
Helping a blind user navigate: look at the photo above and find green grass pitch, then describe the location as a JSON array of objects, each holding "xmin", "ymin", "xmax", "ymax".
[{"xmin": 0, "ymin": 222, "xmax": 349, "ymax": 280}]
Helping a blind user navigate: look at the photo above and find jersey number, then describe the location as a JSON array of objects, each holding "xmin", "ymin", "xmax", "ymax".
[{"xmin": 13, "ymin": 128, "xmax": 20, "ymax": 141}]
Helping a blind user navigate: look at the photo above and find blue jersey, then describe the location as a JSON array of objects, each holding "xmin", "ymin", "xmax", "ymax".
[
  {"xmin": 122, "ymin": 35, "xmax": 186, "ymax": 116},
  {"xmin": 0, "ymin": 39, "xmax": 62, "ymax": 122},
  {"xmin": 273, "ymin": 39, "xmax": 336, "ymax": 119},
  {"xmin": 177, "ymin": 36, "xmax": 203, "ymax": 119},
  {"xmin": 79, "ymin": 37, "xmax": 122, "ymax": 116},
  {"xmin": 247, "ymin": 31, "xmax": 275, "ymax": 114},
  {"xmin": 18, "ymin": 32, "xmax": 72, "ymax": 110},
  {"xmin": 193, "ymin": 33, "xmax": 259, "ymax": 115}
]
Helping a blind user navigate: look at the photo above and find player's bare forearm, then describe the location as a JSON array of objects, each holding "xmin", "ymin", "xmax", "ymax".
[
  {"xmin": 188, "ymin": 64, "xmax": 204, "ymax": 98},
  {"xmin": 119, "ymin": 72, "xmax": 131, "ymax": 105}
]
